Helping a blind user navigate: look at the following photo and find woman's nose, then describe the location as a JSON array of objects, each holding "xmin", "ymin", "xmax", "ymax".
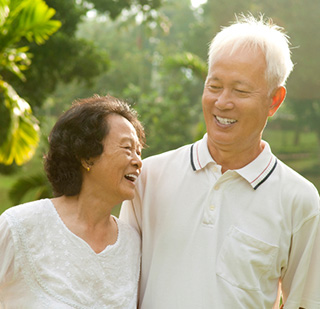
[{"xmin": 133, "ymin": 152, "xmax": 142, "ymax": 169}]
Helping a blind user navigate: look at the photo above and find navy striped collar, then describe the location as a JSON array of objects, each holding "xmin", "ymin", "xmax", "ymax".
[{"xmin": 190, "ymin": 135, "xmax": 277, "ymax": 190}]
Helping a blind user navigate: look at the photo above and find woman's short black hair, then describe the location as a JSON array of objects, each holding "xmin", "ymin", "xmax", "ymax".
[{"xmin": 44, "ymin": 94, "xmax": 145, "ymax": 197}]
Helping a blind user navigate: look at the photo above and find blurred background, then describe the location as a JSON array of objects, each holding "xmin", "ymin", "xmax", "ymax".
[{"xmin": 1, "ymin": 0, "xmax": 320, "ymax": 216}]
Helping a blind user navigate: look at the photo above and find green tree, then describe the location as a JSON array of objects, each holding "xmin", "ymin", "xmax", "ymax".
[
  {"xmin": 0, "ymin": 0, "xmax": 166, "ymax": 168},
  {"xmin": 4, "ymin": 0, "xmax": 166, "ymax": 207},
  {"xmin": 266, "ymin": 0, "xmax": 320, "ymax": 147},
  {"xmin": 0, "ymin": 0, "xmax": 61, "ymax": 165},
  {"xmin": 4, "ymin": 0, "xmax": 163, "ymax": 108},
  {"xmin": 71, "ymin": 0, "xmax": 206, "ymax": 156}
]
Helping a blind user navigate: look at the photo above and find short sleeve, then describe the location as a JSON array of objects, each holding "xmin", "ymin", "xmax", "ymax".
[
  {"xmin": 120, "ymin": 198, "xmax": 142, "ymax": 235},
  {"xmin": 300, "ymin": 214, "xmax": 320, "ymax": 307},
  {"xmin": 0, "ymin": 214, "xmax": 15, "ymax": 286},
  {"xmin": 281, "ymin": 212, "xmax": 320, "ymax": 308}
]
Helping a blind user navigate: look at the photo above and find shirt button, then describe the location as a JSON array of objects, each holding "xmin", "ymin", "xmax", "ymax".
[
  {"xmin": 214, "ymin": 184, "xmax": 220, "ymax": 190},
  {"xmin": 210, "ymin": 205, "xmax": 215, "ymax": 211},
  {"xmin": 212, "ymin": 166, "xmax": 218, "ymax": 173}
]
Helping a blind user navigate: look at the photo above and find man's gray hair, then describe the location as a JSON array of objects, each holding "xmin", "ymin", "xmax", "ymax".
[{"xmin": 208, "ymin": 13, "xmax": 294, "ymax": 93}]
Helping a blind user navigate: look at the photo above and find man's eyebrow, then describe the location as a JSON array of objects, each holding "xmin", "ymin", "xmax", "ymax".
[
  {"xmin": 232, "ymin": 80, "xmax": 255, "ymax": 90},
  {"xmin": 206, "ymin": 77, "xmax": 220, "ymax": 82},
  {"xmin": 233, "ymin": 80, "xmax": 250, "ymax": 85}
]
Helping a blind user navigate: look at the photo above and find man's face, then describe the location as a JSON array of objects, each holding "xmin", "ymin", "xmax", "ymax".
[{"xmin": 202, "ymin": 47, "xmax": 276, "ymax": 156}]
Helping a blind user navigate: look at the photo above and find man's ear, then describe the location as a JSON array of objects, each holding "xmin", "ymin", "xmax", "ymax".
[{"xmin": 268, "ymin": 86, "xmax": 286, "ymax": 117}]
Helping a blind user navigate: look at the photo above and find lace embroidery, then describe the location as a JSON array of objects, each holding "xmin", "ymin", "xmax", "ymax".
[{"xmin": 4, "ymin": 199, "xmax": 140, "ymax": 308}]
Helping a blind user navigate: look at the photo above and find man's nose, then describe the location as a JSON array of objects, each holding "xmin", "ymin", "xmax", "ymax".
[{"xmin": 215, "ymin": 89, "xmax": 234, "ymax": 110}]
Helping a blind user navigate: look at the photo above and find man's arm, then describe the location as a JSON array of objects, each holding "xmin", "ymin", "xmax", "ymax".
[
  {"xmin": 119, "ymin": 197, "xmax": 142, "ymax": 235},
  {"xmin": 281, "ymin": 208, "xmax": 320, "ymax": 308}
]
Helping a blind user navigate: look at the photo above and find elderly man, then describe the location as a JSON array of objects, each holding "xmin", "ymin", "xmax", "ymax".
[{"xmin": 120, "ymin": 14, "xmax": 320, "ymax": 308}]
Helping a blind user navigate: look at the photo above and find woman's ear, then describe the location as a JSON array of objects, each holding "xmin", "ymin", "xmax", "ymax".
[
  {"xmin": 81, "ymin": 158, "xmax": 93, "ymax": 172},
  {"xmin": 268, "ymin": 86, "xmax": 286, "ymax": 117}
]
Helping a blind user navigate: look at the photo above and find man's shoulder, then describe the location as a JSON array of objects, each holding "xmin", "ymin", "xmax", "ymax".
[
  {"xmin": 277, "ymin": 159, "xmax": 314, "ymax": 185},
  {"xmin": 276, "ymin": 158, "xmax": 319, "ymax": 200}
]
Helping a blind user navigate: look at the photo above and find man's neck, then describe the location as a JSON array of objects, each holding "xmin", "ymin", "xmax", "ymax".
[{"xmin": 208, "ymin": 141, "xmax": 265, "ymax": 174}]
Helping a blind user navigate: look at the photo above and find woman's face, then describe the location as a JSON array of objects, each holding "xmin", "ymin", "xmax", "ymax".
[{"xmin": 83, "ymin": 114, "xmax": 142, "ymax": 206}]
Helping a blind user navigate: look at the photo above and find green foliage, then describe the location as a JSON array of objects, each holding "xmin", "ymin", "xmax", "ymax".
[
  {"xmin": 68, "ymin": 0, "xmax": 206, "ymax": 157},
  {"xmin": 124, "ymin": 84, "xmax": 201, "ymax": 158},
  {"xmin": 0, "ymin": 46, "xmax": 31, "ymax": 81},
  {"xmin": 6, "ymin": 0, "xmax": 165, "ymax": 107},
  {"xmin": 9, "ymin": 172, "xmax": 52, "ymax": 205},
  {"xmin": 0, "ymin": 0, "xmax": 60, "ymax": 46},
  {"xmin": 0, "ymin": 81, "xmax": 39, "ymax": 165},
  {"xmin": 165, "ymin": 52, "xmax": 207, "ymax": 81},
  {"xmin": 0, "ymin": 0, "xmax": 60, "ymax": 166}
]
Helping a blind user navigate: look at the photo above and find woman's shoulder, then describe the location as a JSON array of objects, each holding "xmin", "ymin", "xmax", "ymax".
[
  {"xmin": 2, "ymin": 199, "xmax": 56, "ymax": 244},
  {"xmin": 2, "ymin": 199, "xmax": 52, "ymax": 224}
]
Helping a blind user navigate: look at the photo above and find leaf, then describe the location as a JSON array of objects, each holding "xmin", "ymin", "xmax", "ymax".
[
  {"xmin": 9, "ymin": 172, "xmax": 52, "ymax": 205},
  {"xmin": 0, "ymin": 0, "xmax": 10, "ymax": 27},
  {"xmin": 0, "ymin": 46, "xmax": 31, "ymax": 80},
  {"xmin": 14, "ymin": 0, "xmax": 61, "ymax": 44},
  {"xmin": 0, "ymin": 0, "xmax": 61, "ymax": 48},
  {"xmin": 0, "ymin": 81, "xmax": 40, "ymax": 165}
]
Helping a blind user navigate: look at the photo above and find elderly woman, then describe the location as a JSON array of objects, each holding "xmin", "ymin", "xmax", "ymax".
[{"xmin": 0, "ymin": 95, "xmax": 145, "ymax": 308}]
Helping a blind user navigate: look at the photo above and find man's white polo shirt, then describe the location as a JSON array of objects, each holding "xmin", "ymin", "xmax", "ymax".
[{"xmin": 120, "ymin": 134, "xmax": 320, "ymax": 309}]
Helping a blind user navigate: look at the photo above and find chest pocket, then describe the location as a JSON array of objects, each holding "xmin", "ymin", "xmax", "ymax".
[{"xmin": 216, "ymin": 226, "xmax": 279, "ymax": 291}]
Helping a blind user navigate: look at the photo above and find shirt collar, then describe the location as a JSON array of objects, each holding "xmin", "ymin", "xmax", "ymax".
[
  {"xmin": 190, "ymin": 134, "xmax": 215, "ymax": 171},
  {"xmin": 190, "ymin": 136, "xmax": 277, "ymax": 190},
  {"xmin": 235, "ymin": 141, "xmax": 277, "ymax": 190}
]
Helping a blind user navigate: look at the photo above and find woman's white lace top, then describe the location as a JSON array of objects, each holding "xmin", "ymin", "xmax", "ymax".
[{"xmin": 0, "ymin": 199, "xmax": 141, "ymax": 308}]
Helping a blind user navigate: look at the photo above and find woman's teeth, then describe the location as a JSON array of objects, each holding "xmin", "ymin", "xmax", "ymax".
[{"xmin": 125, "ymin": 174, "xmax": 138, "ymax": 182}]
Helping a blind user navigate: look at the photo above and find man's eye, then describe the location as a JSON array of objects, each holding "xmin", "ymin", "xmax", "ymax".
[
  {"xmin": 208, "ymin": 85, "xmax": 222, "ymax": 91},
  {"xmin": 235, "ymin": 89, "xmax": 249, "ymax": 93}
]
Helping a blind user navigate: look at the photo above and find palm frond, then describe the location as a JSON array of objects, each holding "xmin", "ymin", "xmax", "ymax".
[
  {"xmin": 0, "ymin": 0, "xmax": 61, "ymax": 167},
  {"xmin": 0, "ymin": 46, "xmax": 31, "ymax": 80},
  {"xmin": 0, "ymin": 0, "xmax": 10, "ymax": 27},
  {"xmin": 0, "ymin": 80, "xmax": 40, "ymax": 165},
  {"xmin": 9, "ymin": 172, "xmax": 52, "ymax": 205},
  {"xmin": 0, "ymin": 0, "xmax": 61, "ymax": 48}
]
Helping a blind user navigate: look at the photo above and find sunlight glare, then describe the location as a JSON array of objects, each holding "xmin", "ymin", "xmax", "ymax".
[{"xmin": 191, "ymin": 0, "xmax": 207, "ymax": 8}]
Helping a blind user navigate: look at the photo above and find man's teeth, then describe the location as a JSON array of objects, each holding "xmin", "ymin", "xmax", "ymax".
[
  {"xmin": 125, "ymin": 174, "xmax": 138, "ymax": 181},
  {"xmin": 216, "ymin": 116, "xmax": 237, "ymax": 125}
]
